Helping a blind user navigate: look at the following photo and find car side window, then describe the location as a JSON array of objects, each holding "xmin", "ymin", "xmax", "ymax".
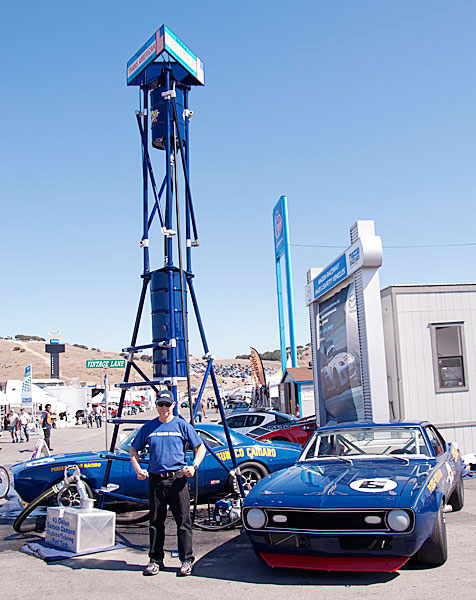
[
  {"xmin": 275, "ymin": 414, "xmax": 295, "ymax": 424},
  {"xmin": 196, "ymin": 430, "xmax": 222, "ymax": 449},
  {"xmin": 227, "ymin": 415, "xmax": 248, "ymax": 428},
  {"xmin": 245, "ymin": 415, "xmax": 265, "ymax": 427},
  {"xmin": 425, "ymin": 426, "xmax": 445, "ymax": 456}
]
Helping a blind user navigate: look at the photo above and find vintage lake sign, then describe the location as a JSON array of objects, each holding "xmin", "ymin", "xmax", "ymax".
[{"xmin": 86, "ymin": 360, "xmax": 126, "ymax": 369}]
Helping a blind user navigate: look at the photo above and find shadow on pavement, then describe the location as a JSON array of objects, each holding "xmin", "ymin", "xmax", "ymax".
[
  {"xmin": 49, "ymin": 557, "xmax": 145, "ymax": 572},
  {"xmin": 192, "ymin": 532, "xmax": 399, "ymax": 586}
]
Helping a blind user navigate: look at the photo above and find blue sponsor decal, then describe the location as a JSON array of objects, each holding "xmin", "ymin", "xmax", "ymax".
[
  {"xmin": 313, "ymin": 254, "xmax": 347, "ymax": 300},
  {"xmin": 349, "ymin": 247, "xmax": 360, "ymax": 267}
]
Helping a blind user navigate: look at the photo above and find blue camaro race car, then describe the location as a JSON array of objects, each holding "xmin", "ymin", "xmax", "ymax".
[
  {"xmin": 12, "ymin": 424, "xmax": 301, "ymax": 510},
  {"xmin": 243, "ymin": 421, "xmax": 464, "ymax": 572}
]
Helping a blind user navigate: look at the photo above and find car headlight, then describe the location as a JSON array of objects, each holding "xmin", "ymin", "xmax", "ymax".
[
  {"xmin": 246, "ymin": 508, "xmax": 266, "ymax": 529},
  {"xmin": 387, "ymin": 509, "xmax": 411, "ymax": 532}
]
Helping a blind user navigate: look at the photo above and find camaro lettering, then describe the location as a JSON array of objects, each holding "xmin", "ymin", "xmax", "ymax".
[
  {"xmin": 214, "ymin": 447, "xmax": 276, "ymax": 462},
  {"xmin": 245, "ymin": 447, "xmax": 277, "ymax": 459}
]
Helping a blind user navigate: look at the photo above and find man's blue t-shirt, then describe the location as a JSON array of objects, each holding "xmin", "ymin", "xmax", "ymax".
[{"xmin": 131, "ymin": 416, "xmax": 202, "ymax": 473}]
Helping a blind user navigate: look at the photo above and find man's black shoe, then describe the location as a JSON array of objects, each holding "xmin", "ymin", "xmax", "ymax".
[
  {"xmin": 143, "ymin": 560, "xmax": 164, "ymax": 576},
  {"xmin": 177, "ymin": 559, "xmax": 193, "ymax": 577}
]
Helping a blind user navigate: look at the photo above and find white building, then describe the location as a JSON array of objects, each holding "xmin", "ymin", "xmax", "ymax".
[{"xmin": 382, "ymin": 283, "xmax": 476, "ymax": 454}]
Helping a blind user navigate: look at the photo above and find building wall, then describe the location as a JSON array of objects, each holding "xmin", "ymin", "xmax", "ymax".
[{"xmin": 381, "ymin": 285, "xmax": 476, "ymax": 454}]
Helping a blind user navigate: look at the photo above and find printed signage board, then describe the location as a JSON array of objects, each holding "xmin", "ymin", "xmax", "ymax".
[
  {"xmin": 316, "ymin": 282, "xmax": 363, "ymax": 424},
  {"xmin": 127, "ymin": 25, "xmax": 205, "ymax": 86},
  {"xmin": 306, "ymin": 242, "xmax": 363, "ymax": 305},
  {"xmin": 86, "ymin": 360, "xmax": 126, "ymax": 369},
  {"xmin": 273, "ymin": 197, "xmax": 285, "ymax": 260}
]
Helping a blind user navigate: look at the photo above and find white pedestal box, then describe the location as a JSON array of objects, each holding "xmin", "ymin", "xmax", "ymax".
[{"xmin": 45, "ymin": 506, "xmax": 116, "ymax": 554}]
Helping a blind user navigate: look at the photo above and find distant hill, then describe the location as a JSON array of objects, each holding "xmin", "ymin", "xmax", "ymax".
[{"xmin": 0, "ymin": 339, "xmax": 308, "ymax": 392}]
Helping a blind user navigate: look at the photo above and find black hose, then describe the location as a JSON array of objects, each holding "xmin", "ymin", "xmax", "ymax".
[
  {"xmin": 192, "ymin": 517, "xmax": 242, "ymax": 531},
  {"xmin": 13, "ymin": 482, "xmax": 63, "ymax": 533}
]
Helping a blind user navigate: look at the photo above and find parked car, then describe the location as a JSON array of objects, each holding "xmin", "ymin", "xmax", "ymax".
[
  {"xmin": 243, "ymin": 421, "xmax": 464, "ymax": 572},
  {"xmin": 223, "ymin": 410, "xmax": 298, "ymax": 438},
  {"xmin": 224, "ymin": 401, "xmax": 251, "ymax": 415},
  {"xmin": 257, "ymin": 415, "xmax": 317, "ymax": 446},
  {"xmin": 12, "ymin": 423, "xmax": 302, "ymax": 508}
]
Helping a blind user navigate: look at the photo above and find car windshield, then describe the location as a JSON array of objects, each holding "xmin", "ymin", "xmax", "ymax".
[
  {"xmin": 117, "ymin": 429, "xmax": 139, "ymax": 454},
  {"xmin": 116, "ymin": 426, "xmax": 228, "ymax": 454},
  {"xmin": 300, "ymin": 426, "xmax": 431, "ymax": 461}
]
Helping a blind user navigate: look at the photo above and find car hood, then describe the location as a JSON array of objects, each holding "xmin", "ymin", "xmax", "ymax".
[
  {"xmin": 245, "ymin": 460, "xmax": 434, "ymax": 509},
  {"xmin": 12, "ymin": 451, "xmax": 102, "ymax": 474}
]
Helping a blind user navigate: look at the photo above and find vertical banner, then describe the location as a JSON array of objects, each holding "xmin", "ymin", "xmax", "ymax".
[
  {"xmin": 317, "ymin": 283, "xmax": 363, "ymax": 424},
  {"xmin": 250, "ymin": 347, "xmax": 267, "ymax": 388},
  {"xmin": 273, "ymin": 198, "xmax": 285, "ymax": 260},
  {"xmin": 21, "ymin": 365, "xmax": 33, "ymax": 407},
  {"xmin": 273, "ymin": 196, "xmax": 297, "ymax": 371}
]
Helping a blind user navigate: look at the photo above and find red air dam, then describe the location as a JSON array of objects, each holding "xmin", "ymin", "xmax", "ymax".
[{"xmin": 260, "ymin": 553, "xmax": 409, "ymax": 572}]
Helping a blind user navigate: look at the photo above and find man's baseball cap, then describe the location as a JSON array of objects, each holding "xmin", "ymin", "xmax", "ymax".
[{"xmin": 156, "ymin": 390, "xmax": 174, "ymax": 405}]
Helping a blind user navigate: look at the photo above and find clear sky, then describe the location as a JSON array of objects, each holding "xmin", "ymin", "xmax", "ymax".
[{"xmin": 1, "ymin": 1, "xmax": 475, "ymax": 358}]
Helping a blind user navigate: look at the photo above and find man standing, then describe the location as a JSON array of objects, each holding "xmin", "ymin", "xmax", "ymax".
[
  {"xmin": 130, "ymin": 390, "xmax": 206, "ymax": 578},
  {"xmin": 40, "ymin": 404, "xmax": 53, "ymax": 451},
  {"xmin": 7, "ymin": 409, "xmax": 19, "ymax": 443},
  {"xmin": 85, "ymin": 403, "xmax": 93, "ymax": 428},
  {"xmin": 18, "ymin": 408, "xmax": 31, "ymax": 442}
]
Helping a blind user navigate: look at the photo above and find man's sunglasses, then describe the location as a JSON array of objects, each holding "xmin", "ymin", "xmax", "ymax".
[{"xmin": 156, "ymin": 401, "xmax": 173, "ymax": 407}]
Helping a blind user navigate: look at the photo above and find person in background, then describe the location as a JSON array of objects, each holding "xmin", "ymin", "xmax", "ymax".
[
  {"xmin": 85, "ymin": 403, "xmax": 93, "ymax": 428},
  {"xmin": 94, "ymin": 405, "xmax": 102, "ymax": 428},
  {"xmin": 40, "ymin": 404, "xmax": 53, "ymax": 451},
  {"xmin": 130, "ymin": 390, "xmax": 206, "ymax": 578},
  {"xmin": 7, "ymin": 409, "xmax": 19, "ymax": 443},
  {"xmin": 18, "ymin": 408, "xmax": 31, "ymax": 443}
]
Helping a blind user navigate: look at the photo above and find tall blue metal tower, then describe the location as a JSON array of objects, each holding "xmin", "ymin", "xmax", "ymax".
[{"xmin": 100, "ymin": 26, "xmax": 245, "ymax": 501}]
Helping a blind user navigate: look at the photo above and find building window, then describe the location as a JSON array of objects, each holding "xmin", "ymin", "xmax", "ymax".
[{"xmin": 430, "ymin": 323, "xmax": 468, "ymax": 392}]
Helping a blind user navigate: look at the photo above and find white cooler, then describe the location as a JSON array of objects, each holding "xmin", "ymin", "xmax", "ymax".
[{"xmin": 45, "ymin": 506, "xmax": 116, "ymax": 554}]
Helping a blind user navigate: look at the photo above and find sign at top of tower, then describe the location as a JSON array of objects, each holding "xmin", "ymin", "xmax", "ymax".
[{"xmin": 127, "ymin": 25, "xmax": 205, "ymax": 86}]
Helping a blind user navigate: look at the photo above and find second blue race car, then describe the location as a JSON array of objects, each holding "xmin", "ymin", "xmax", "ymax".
[{"xmin": 12, "ymin": 423, "xmax": 301, "ymax": 509}]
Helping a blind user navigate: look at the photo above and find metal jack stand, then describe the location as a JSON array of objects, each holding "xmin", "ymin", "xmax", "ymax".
[{"xmin": 99, "ymin": 26, "xmax": 245, "ymax": 510}]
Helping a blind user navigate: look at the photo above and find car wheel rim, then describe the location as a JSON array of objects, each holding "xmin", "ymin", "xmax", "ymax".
[
  {"xmin": 241, "ymin": 470, "xmax": 261, "ymax": 492},
  {"xmin": 58, "ymin": 486, "xmax": 80, "ymax": 507}
]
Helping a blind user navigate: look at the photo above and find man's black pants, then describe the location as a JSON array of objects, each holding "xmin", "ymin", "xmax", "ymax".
[
  {"xmin": 148, "ymin": 474, "xmax": 193, "ymax": 563},
  {"xmin": 43, "ymin": 427, "xmax": 51, "ymax": 450}
]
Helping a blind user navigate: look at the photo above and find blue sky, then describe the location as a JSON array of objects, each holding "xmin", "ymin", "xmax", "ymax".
[{"xmin": 1, "ymin": 1, "xmax": 475, "ymax": 358}]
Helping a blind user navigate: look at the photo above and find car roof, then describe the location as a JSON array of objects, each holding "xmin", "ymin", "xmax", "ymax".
[
  {"xmin": 316, "ymin": 420, "xmax": 430, "ymax": 433},
  {"xmin": 227, "ymin": 410, "xmax": 292, "ymax": 418}
]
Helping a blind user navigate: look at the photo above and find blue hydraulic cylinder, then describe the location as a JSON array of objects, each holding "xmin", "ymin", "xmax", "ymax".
[
  {"xmin": 150, "ymin": 268, "xmax": 188, "ymax": 378},
  {"xmin": 150, "ymin": 85, "xmax": 186, "ymax": 151}
]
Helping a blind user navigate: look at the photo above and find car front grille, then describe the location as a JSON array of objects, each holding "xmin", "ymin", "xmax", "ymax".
[{"xmin": 245, "ymin": 507, "xmax": 414, "ymax": 534}]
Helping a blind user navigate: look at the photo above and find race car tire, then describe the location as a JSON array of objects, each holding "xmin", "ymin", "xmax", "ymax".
[
  {"xmin": 228, "ymin": 462, "xmax": 269, "ymax": 494},
  {"xmin": 56, "ymin": 480, "xmax": 94, "ymax": 507},
  {"xmin": 0, "ymin": 466, "xmax": 10, "ymax": 499},
  {"xmin": 447, "ymin": 473, "xmax": 464, "ymax": 512},
  {"xmin": 416, "ymin": 503, "xmax": 448, "ymax": 566}
]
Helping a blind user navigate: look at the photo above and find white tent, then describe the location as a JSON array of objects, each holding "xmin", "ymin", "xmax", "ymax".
[
  {"xmin": 5, "ymin": 380, "xmax": 57, "ymax": 409},
  {"xmin": 0, "ymin": 390, "xmax": 9, "ymax": 406}
]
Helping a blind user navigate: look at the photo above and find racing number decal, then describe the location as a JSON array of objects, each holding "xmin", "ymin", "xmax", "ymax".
[
  {"xmin": 349, "ymin": 478, "xmax": 398, "ymax": 493},
  {"xmin": 445, "ymin": 462, "xmax": 455, "ymax": 485}
]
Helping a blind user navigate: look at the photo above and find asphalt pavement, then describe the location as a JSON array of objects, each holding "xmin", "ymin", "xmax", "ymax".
[{"xmin": 1, "ymin": 412, "xmax": 476, "ymax": 600}]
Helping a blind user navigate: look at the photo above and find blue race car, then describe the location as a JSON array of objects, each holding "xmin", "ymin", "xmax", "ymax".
[
  {"xmin": 12, "ymin": 424, "xmax": 301, "ymax": 509},
  {"xmin": 243, "ymin": 421, "xmax": 464, "ymax": 572}
]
